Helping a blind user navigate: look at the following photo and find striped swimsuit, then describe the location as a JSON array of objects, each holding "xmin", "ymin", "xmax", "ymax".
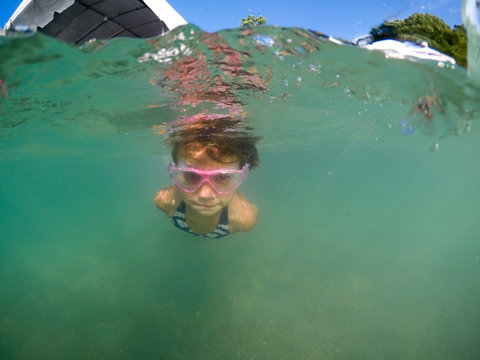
[{"xmin": 172, "ymin": 201, "xmax": 230, "ymax": 238}]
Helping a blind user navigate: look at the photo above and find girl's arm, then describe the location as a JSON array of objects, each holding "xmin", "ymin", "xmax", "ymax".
[
  {"xmin": 228, "ymin": 191, "xmax": 258, "ymax": 233},
  {"xmin": 154, "ymin": 185, "xmax": 179, "ymax": 217}
]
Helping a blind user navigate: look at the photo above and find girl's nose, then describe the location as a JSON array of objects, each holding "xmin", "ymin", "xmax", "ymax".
[{"xmin": 197, "ymin": 182, "xmax": 216, "ymax": 200}]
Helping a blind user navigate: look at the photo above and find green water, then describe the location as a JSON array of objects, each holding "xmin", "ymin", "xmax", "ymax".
[{"xmin": 1, "ymin": 26, "xmax": 480, "ymax": 359}]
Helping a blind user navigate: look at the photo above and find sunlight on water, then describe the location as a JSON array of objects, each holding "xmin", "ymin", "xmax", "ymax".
[{"xmin": 1, "ymin": 25, "xmax": 480, "ymax": 359}]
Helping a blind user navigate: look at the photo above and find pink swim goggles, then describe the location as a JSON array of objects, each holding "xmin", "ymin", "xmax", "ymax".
[{"xmin": 169, "ymin": 162, "xmax": 249, "ymax": 194}]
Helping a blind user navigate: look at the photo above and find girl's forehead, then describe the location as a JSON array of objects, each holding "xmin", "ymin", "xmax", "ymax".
[
  {"xmin": 178, "ymin": 153, "xmax": 239, "ymax": 170},
  {"xmin": 177, "ymin": 146, "xmax": 239, "ymax": 167}
]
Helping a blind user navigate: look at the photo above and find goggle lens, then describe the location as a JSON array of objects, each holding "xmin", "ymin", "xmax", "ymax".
[{"xmin": 169, "ymin": 164, "xmax": 248, "ymax": 194}]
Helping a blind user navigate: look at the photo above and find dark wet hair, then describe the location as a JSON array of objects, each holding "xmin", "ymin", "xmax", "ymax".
[{"xmin": 167, "ymin": 114, "xmax": 261, "ymax": 169}]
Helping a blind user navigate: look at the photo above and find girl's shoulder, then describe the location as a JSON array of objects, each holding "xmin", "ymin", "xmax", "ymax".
[
  {"xmin": 228, "ymin": 192, "xmax": 258, "ymax": 233},
  {"xmin": 154, "ymin": 185, "xmax": 181, "ymax": 217}
]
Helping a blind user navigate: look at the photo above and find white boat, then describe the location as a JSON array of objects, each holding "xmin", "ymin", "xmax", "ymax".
[
  {"xmin": 3, "ymin": 0, "xmax": 187, "ymax": 44},
  {"xmin": 361, "ymin": 39, "xmax": 456, "ymax": 66}
]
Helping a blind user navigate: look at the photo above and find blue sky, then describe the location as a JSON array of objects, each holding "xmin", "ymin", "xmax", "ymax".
[{"xmin": 1, "ymin": 0, "xmax": 463, "ymax": 40}]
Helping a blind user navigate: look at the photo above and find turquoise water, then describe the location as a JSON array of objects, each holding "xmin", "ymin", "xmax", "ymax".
[{"xmin": 1, "ymin": 25, "xmax": 480, "ymax": 359}]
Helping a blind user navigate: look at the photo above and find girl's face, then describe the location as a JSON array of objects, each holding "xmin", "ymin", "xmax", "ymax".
[{"xmin": 176, "ymin": 153, "xmax": 239, "ymax": 216}]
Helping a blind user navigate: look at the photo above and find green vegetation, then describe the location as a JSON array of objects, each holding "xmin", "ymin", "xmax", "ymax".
[
  {"xmin": 241, "ymin": 15, "xmax": 267, "ymax": 27},
  {"xmin": 370, "ymin": 13, "xmax": 467, "ymax": 66}
]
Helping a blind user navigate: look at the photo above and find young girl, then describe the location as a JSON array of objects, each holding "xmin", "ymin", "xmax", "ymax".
[{"xmin": 155, "ymin": 116, "xmax": 260, "ymax": 238}]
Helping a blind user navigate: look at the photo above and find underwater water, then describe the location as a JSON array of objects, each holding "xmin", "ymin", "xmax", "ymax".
[{"xmin": 1, "ymin": 25, "xmax": 480, "ymax": 359}]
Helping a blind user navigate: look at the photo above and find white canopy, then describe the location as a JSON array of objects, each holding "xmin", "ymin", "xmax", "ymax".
[
  {"xmin": 4, "ymin": 0, "xmax": 187, "ymax": 44},
  {"xmin": 5, "ymin": 0, "xmax": 75, "ymax": 30}
]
